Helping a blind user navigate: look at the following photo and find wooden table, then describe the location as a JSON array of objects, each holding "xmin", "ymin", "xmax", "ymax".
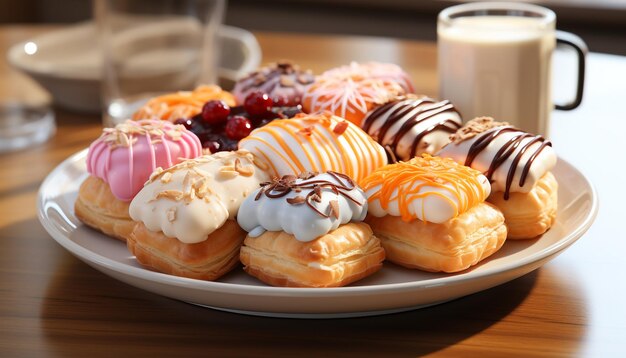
[{"xmin": 1, "ymin": 25, "xmax": 625, "ymax": 357}]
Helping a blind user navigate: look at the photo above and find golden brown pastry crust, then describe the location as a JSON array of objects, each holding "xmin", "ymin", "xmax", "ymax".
[
  {"xmin": 488, "ymin": 172, "xmax": 558, "ymax": 239},
  {"xmin": 127, "ymin": 220, "xmax": 245, "ymax": 281},
  {"xmin": 365, "ymin": 203, "xmax": 507, "ymax": 273},
  {"xmin": 74, "ymin": 176, "xmax": 135, "ymax": 241},
  {"xmin": 240, "ymin": 222, "xmax": 385, "ymax": 287}
]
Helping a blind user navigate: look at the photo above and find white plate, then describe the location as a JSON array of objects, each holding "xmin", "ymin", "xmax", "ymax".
[
  {"xmin": 8, "ymin": 22, "xmax": 261, "ymax": 113},
  {"xmin": 37, "ymin": 150, "xmax": 598, "ymax": 318}
]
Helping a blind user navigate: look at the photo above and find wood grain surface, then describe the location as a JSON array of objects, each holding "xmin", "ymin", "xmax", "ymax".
[{"xmin": 0, "ymin": 25, "xmax": 624, "ymax": 357}]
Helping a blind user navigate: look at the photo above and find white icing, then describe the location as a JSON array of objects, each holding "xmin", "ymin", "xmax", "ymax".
[
  {"xmin": 365, "ymin": 175, "xmax": 491, "ymax": 223},
  {"xmin": 129, "ymin": 150, "xmax": 270, "ymax": 244},
  {"xmin": 237, "ymin": 172, "xmax": 368, "ymax": 242},
  {"xmin": 238, "ymin": 114, "xmax": 388, "ymax": 183},
  {"xmin": 438, "ymin": 127, "xmax": 557, "ymax": 193}
]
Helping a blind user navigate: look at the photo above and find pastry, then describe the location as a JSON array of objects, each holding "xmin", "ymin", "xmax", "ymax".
[
  {"xmin": 238, "ymin": 172, "xmax": 385, "ymax": 287},
  {"xmin": 232, "ymin": 61, "xmax": 315, "ymax": 106},
  {"xmin": 175, "ymin": 91, "xmax": 303, "ymax": 153},
  {"xmin": 128, "ymin": 150, "xmax": 271, "ymax": 280},
  {"xmin": 75, "ymin": 120, "xmax": 202, "ymax": 241},
  {"xmin": 361, "ymin": 155, "xmax": 507, "ymax": 273},
  {"xmin": 132, "ymin": 85, "xmax": 236, "ymax": 122},
  {"xmin": 361, "ymin": 95, "xmax": 462, "ymax": 162},
  {"xmin": 238, "ymin": 112, "xmax": 388, "ymax": 183},
  {"xmin": 321, "ymin": 61, "xmax": 415, "ymax": 93},
  {"xmin": 438, "ymin": 117, "xmax": 558, "ymax": 239},
  {"xmin": 302, "ymin": 62, "xmax": 409, "ymax": 126}
]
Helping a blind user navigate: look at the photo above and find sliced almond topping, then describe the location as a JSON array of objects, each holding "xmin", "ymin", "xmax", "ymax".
[
  {"xmin": 166, "ymin": 207, "xmax": 177, "ymax": 222},
  {"xmin": 234, "ymin": 158, "xmax": 254, "ymax": 177},
  {"xmin": 286, "ymin": 195, "xmax": 306, "ymax": 205},
  {"xmin": 333, "ymin": 121, "xmax": 349, "ymax": 135},
  {"xmin": 160, "ymin": 172, "xmax": 173, "ymax": 183},
  {"xmin": 218, "ymin": 167, "xmax": 239, "ymax": 179},
  {"xmin": 155, "ymin": 190, "xmax": 184, "ymax": 201},
  {"xmin": 328, "ymin": 200, "xmax": 340, "ymax": 219},
  {"xmin": 297, "ymin": 126, "xmax": 314, "ymax": 136}
]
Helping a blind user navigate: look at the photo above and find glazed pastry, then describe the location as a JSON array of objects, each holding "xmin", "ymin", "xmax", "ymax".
[
  {"xmin": 75, "ymin": 120, "xmax": 202, "ymax": 241},
  {"xmin": 302, "ymin": 62, "xmax": 409, "ymax": 126},
  {"xmin": 238, "ymin": 172, "xmax": 385, "ymax": 287},
  {"xmin": 238, "ymin": 112, "xmax": 388, "ymax": 184},
  {"xmin": 132, "ymin": 85, "xmax": 236, "ymax": 122},
  {"xmin": 438, "ymin": 117, "xmax": 558, "ymax": 239},
  {"xmin": 361, "ymin": 95, "xmax": 462, "ymax": 162},
  {"xmin": 321, "ymin": 61, "xmax": 415, "ymax": 94},
  {"xmin": 232, "ymin": 61, "xmax": 315, "ymax": 105},
  {"xmin": 128, "ymin": 150, "xmax": 270, "ymax": 280},
  {"xmin": 361, "ymin": 155, "xmax": 507, "ymax": 273}
]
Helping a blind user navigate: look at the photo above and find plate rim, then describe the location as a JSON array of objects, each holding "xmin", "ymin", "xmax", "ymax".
[{"xmin": 37, "ymin": 149, "xmax": 599, "ymax": 298}]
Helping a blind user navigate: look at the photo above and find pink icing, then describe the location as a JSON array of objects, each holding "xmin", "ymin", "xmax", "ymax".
[
  {"xmin": 321, "ymin": 61, "xmax": 415, "ymax": 94},
  {"xmin": 86, "ymin": 119, "xmax": 202, "ymax": 201}
]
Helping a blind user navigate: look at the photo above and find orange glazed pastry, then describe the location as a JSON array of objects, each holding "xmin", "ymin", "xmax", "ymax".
[
  {"xmin": 132, "ymin": 85, "xmax": 236, "ymax": 122},
  {"xmin": 302, "ymin": 62, "xmax": 408, "ymax": 126},
  {"xmin": 238, "ymin": 112, "xmax": 388, "ymax": 184},
  {"xmin": 361, "ymin": 155, "xmax": 507, "ymax": 273},
  {"xmin": 438, "ymin": 117, "xmax": 558, "ymax": 239}
]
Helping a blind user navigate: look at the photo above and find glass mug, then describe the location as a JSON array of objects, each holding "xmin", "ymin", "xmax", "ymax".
[
  {"xmin": 95, "ymin": 0, "xmax": 226, "ymax": 127},
  {"xmin": 438, "ymin": 2, "xmax": 587, "ymax": 137}
]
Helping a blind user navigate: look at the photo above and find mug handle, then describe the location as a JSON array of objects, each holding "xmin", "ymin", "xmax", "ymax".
[{"xmin": 555, "ymin": 31, "xmax": 588, "ymax": 110}]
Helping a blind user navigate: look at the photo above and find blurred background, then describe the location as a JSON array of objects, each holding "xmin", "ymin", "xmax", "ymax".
[{"xmin": 1, "ymin": 0, "xmax": 625, "ymax": 55}]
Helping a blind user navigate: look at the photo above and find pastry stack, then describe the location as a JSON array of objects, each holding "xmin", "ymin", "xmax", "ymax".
[{"xmin": 76, "ymin": 60, "xmax": 558, "ymax": 287}]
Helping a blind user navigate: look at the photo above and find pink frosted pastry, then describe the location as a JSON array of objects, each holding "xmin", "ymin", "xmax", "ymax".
[
  {"xmin": 232, "ymin": 61, "xmax": 315, "ymax": 106},
  {"xmin": 86, "ymin": 119, "xmax": 202, "ymax": 201},
  {"xmin": 75, "ymin": 119, "xmax": 202, "ymax": 241},
  {"xmin": 302, "ymin": 62, "xmax": 411, "ymax": 126},
  {"xmin": 321, "ymin": 61, "xmax": 415, "ymax": 93}
]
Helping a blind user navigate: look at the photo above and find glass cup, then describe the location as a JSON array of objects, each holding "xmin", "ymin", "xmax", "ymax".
[
  {"xmin": 438, "ymin": 2, "xmax": 587, "ymax": 137},
  {"xmin": 95, "ymin": 0, "xmax": 226, "ymax": 127}
]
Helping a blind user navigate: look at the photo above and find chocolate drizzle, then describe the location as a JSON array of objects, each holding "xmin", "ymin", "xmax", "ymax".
[
  {"xmin": 362, "ymin": 97, "xmax": 462, "ymax": 162},
  {"xmin": 465, "ymin": 126, "xmax": 552, "ymax": 200},
  {"xmin": 255, "ymin": 171, "xmax": 362, "ymax": 218}
]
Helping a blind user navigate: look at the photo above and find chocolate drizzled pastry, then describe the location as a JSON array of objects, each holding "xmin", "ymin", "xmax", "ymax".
[
  {"xmin": 362, "ymin": 95, "xmax": 462, "ymax": 162},
  {"xmin": 255, "ymin": 171, "xmax": 362, "ymax": 218}
]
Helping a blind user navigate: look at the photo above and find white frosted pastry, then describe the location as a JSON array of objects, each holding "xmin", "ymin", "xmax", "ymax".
[
  {"xmin": 361, "ymin": 155, "xmax": 491, "ymax": 223},
  {"xmin": 361, "ymin": 96, "xmax": 462, "ymax": 161},
  {"xmin": 238, "ymin": 172, "xmax": 368, "ymax": 242},
  {"xmin": 129, "ymin": 150, "xmax": 271, "ymax": 244},
  {"xmin": 437, "ymin": 117, "xmax": 557, "ymax": 197},
  {"xmin": 238, "ymin": 112, "xmax": 387, "ymax": 183}
]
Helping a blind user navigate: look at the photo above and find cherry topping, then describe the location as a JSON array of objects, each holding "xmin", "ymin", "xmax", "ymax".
[
  {"xmin": 202, "ymin": 100, "xmax": 230, "ymax": 124},
  {"xmin": 203, "ymin": 140, "xmax": 222, "ymax": 153},
  {"xmin": 225, "ymin": 116, "xmax": 253, "ymax": 140},
  {"xmin": 244, "ymin": 91, "xmax": 273, "ymax": 117},
  {"xmin": 174, "ymin": 118, "xmax": 194, "ymax": 130}
]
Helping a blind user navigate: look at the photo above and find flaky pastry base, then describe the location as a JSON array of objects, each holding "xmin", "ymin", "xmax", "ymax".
[
  {"xmin": 74, "ymin": 175, "xmax": 135, "ymax": 241},
  {"xmin": 488, "ymin": 172, "xmax": 558, "ymax": 239},
  {"xmin": 240, "ymin": 222, "xmax": 385, "ymax": 287},
  {"xmin": 128, "ymin": 220, "xmax": 245, "ymax": 281},
  {"xmin": 365, "ymin": 203, "xmax": 507, "ymax": 273}
]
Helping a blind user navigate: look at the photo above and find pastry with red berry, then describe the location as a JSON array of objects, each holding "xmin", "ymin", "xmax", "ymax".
[
  {"xmin": 233, "ymin": 61, "xmax": 315, "ymax": 106},
  {"xmin": 132, "ymin": 85, "xmax": 236, "ymax": 122}
]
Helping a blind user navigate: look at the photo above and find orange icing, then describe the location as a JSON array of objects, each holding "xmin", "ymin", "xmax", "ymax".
[
  {"xmin": 132, "ymin": 85, "xmax": 236, "ymax": 122},
  {"xmin": 239, "ymin": 112, "xmax": 387, "ymax": 182},
  {"xmin": 360, "ymin": 154, "xmax": 488, "ymax": 222}
]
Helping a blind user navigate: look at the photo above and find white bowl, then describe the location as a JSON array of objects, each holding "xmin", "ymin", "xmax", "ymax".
[{"xmin": 8, "ymin": 22, "xmax": 261, "ymax": 113}]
